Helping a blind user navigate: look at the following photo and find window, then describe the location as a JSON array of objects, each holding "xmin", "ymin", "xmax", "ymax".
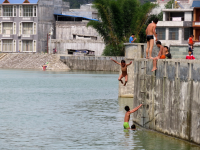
[
  {"xmin": 19, "ymin": 5, "xmax": 22, "ymax": 17},
  {"xmin": 19, "ymin": 22, "xmax": 22, "ymax": 34},
  {"xmin": 33, "ymin": 40, "xmax": 36, "ymax": 52},
  {"xmin": 14, "ymin": 6, "xmax": 16, "ymax": 16},
  {"xmin": 13, "ymin": 22, "xmax": 16, "ymax": 34},
  {"xmin": 19, "ymin": 40, "xmax": 22, "ymax": 52},
  {"xmin": 169, "ymin": 28, "xmax": 179, "ymax": 40},
  {"xmin": 34, "ymin": 6, "xmax": 36, "ymax": 17},
  {"xmin": 3, "ymin": 23, "xmax": 13, "ymax": 34},
  {"xmin": 0, "ymin": 40, "xmax": 1, "ymax": 52},
  {"xmin": 33, "ymin": 22, "xmax": 36, "ymax": 34},
  {"xmin": 0, "ymin": 23, "xmax": 2, "ymax": 34},
  {"xmin": 23, "ymin": 40, "xmax": 32, "ymax": 51},
  {"xmin": 13, "ymin": 40, "xmax": 16, "ymax": 52},
  {"xmin": 156, "ymin": 28, "xmax": 166, "ymax": 40},
  {"xmin": 23, "ymin": 23, "xmax": 33, "ymax": 34},
  {"xmin": 3, "ymin": 6, "xmax": 13, "ymax": 16},
  {"xmin": 184, "ymin": 28, "xmax": 193, "ymax": 41},
  {"xmin": 2, "ymin": 40, "xmax": 13, "ymax": 52},
  {"xmin": 23, "ymin": 6, "xmax": 33, "ymax": 17},
  {"xmin": 0, "ymin": 6, "xmax": 2, "ymax": 16}
]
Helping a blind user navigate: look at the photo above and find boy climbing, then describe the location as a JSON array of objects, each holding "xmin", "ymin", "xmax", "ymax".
[
  {"xmin": 145, "ymin": 18, "xmax": 158, "ymax": 59},
  {"xmin": 110, "ymin": 58, "xmax": 132, "ymax": 86},
  {"xmin": 123, "ymin": 105, "xmax": 143, "ymax": 129}
]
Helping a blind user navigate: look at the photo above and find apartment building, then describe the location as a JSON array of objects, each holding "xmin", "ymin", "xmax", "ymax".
[
  {"xmin": 156, "ymin": 9, "xmax": 193, "ymax": 46},
  {"xmin": 0, "ymin": 0, "xmax": 38, "ymax": 52}
]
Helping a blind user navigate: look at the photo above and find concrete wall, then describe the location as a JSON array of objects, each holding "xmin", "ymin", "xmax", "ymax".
[
  {"xmin": 55, "ymin": 21, "xmax": 102, "ymax": 41},
  {"xmin": 37, "ymin": 0, "xmax": 70, "ymax": 53},
  {"xmin": 60, "ymin": 56, "xmax": 124, "ymax": 71},
  {"xmin": 133, "ymin": 59, "xmax": 200, "ymax": 145},
  {"xmin": 49, "ymin": 39, "xmax": 105, "ymax": 56}
]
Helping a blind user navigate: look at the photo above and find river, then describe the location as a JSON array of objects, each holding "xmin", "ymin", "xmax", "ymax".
[{"xmin": 0, "ymin": 69, "xmax": 199, "ymax": 150}]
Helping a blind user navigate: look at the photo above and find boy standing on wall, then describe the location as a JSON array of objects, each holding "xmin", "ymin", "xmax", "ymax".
[
  {"xmin": 151, "ymin": 41, "xmax": 165, "ymax": 72},
  {"xmin": 145, "ymin": 18, "xmax": 159, "ymax": 59},
  {"xmin": 123, "ymin": 105, "xmax": 142, "ymax": 129},
  {"xmin": 110, "ymin": 58, "xmax": 132, "ymax": 86}
]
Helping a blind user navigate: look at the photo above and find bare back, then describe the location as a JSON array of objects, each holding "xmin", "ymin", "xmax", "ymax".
[
  {"xmin": 124, "ymin": 112, "xmax": 130, "ymax": 122},
  {"xmin": 146, "ymin": 23, "xmax": 156, "ymax": 35},
  {"xmin": 158, "ymin": 45, "xmax": 165, "ymax": 57}
]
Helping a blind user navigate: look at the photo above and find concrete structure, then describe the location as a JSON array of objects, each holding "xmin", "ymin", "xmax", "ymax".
[
  {"xmin": 60, "ymin": 56, "xmax": 124, "ymax": 72},
  {"xmin": 50, "ymin": 4, "xmax": 105, "ymax": 56},
  {"xmin": 119, "ymin": 43, "xmax": 200, "ymax": 145},
  {"xmin": 37, "ymin": 0, "xmax": 70, "ymax": 53},
  {"xmin": 0, "ymin": 0, "xmax": 70, "ymax": 53},
  {"xmin": 133, "ymin": 58, "xmax": 200, "ymax": 145},
  {"xmin": 0, "ymin": 0, "xmax": 38, "ymax": 53},
  {"xmin": 156, "ymin": 9, "xmax": 193, "ymax": 46}
]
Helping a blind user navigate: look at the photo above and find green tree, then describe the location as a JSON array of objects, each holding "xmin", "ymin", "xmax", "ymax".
[{"xmin": 87, "ymin": 0, "xmax": 156, "ymax": 56}]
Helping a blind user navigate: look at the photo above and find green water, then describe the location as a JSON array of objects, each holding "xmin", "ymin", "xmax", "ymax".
[{"xmin": 0, "ymin": 69, "xmax": 199, "ymax": 150}]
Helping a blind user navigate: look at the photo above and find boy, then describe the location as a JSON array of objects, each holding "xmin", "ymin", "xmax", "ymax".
[
  {"xmin": 131, "ymin": 124, "xmax": 136, "ymax": 130},
  {"xmin": 151, "ymin": 41, "xmax": 165, "ymax": 72},
  {"xmin": 186, "ymin": 50, "xmax": 195, "ymax": 60},
  {"xmin": 146, "ymin": 18, "xmax": 159, "ymax": 59},
  {"xmin": 129, "ymin": 34, "xmax": 137, "ymax": 43},
  {"xmin": 110, "ymin": 58, "xmax": 132, "ymax": 86},
  {"xmin": 123, "ymin": 104, "xmax": 142, "ymax": 129},
  {"xmin": 188, "ymin": 35, "xmax": 195, "ymax": 51}
]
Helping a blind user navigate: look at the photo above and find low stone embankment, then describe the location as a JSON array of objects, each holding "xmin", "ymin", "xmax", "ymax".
[
  {"xmin": 0, "ymin": 53, "xmax": 69, "ymax": 70},
  {"xmin": 60, "ymin": 56, "xmax": 124, "ymax": 72},
  {"xmin": 133, "ymin": 59, "xmax": 200, "ymax": 145}
]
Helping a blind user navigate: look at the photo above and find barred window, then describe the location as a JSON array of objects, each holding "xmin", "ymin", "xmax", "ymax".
[
  {"xmin": 184, "ymin": 28, "xmax": 192, "ymax": 41},
  {"xmin": 23, "ymin": 6, "xmax": 33, "ymax": 17},
  {"xmin": 23, "ymin": 40, "xmax": 33, "ymax": 52},
  {"xmin": 169, "ymin": 28, "xmax": 179, "ymax": 40},
  {"xmin": 14, "ymin": 6, "xmax": 16, "ymax": 16},
  {"xmin": 3, "ymin": 6, "xmax": 13, "ymax": 16},
  {"xmin": 156, "ymin": 28, "xmax": 166, "ymax": 40},
  {"xmin": 3, "ymin": 22, "xmax": 13, "ymax": 34},
  {"xmin": 34, "ymin": 6, "xmax": 36, "ymax": 17},
  {"xmin": 23, "ymin": 23, "xmax": 33, "ymax": 34},
  {"xmin": 2, "ymin": 40, "xmax": 13, "ymax": 52}
]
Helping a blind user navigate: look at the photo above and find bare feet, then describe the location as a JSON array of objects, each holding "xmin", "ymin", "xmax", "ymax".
[
  {"xmin": 151, "ymin": 68, "xmax": 157, "ymax": 72},
  {"xmin": 119, "ymin": 79, "xmax": 123, "ymax": 84},
  {"xmin": 124, "ymin": 81, "xmax": 127, "ymax": 86},
  {"xmin": 146, "ymin": 56, "xmax": 149, "ymax": 59},
  {"xmin": 149, "ymin": 57, "xmax": 154, "ymax": 59}
]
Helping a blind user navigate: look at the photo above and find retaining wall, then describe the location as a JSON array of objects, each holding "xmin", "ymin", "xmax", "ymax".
[
  {"xmin": 60, "ymin": 56, "xmax": 124, "ymax": 72},
  {"xmin": 133, "ymin": 59, "xmax": 200, "ymax": 145}
]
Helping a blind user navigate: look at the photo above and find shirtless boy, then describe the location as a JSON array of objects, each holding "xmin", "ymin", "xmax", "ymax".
[
  {"xmin": 146, "ymin": 18, "xmax": 159, "ymax": 59},
  {"xmin": 110, "ymin": 58, "xmax": 132, "ymax": 86},
  {"xmin": 151, "ymin": 41, "xmax": 165, "ymax": 72},
  {"xmin": 123, "ymin": 105, "xmax": 142, "ymax": 129}
]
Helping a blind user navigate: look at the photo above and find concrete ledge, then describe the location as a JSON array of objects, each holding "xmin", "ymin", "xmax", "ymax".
[{"xmin": 119, "ymin": 94, "xmax": 133, "ymax": 98}]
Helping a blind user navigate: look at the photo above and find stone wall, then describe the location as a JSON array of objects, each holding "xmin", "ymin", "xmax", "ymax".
[
  {"xmin": 49, "ymin": 39, "xmax": 105, "ymax": 56},
  {"xmin": 60, "ymin": 56, "xmax": 124, "ymax": 71},
  {"xmin": 133, "ymin": 59, "xmax": 200, "ymax": 145}
]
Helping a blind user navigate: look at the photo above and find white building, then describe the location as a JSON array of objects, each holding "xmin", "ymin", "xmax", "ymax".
[{"xmin": 156, "ymin": 9, "xmax": 193, "ymax": 46}]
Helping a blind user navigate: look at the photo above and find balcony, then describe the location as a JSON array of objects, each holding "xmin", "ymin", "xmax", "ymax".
[
  {"xmin": 193, "ymin": 21, "xmax": 200, "ymax": 27},
  {"xmin": 157, "ymin": 21, "xmax": 192, "ymax": 27}
]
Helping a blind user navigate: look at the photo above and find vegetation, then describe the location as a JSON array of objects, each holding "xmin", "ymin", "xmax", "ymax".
[
  {"xmin": 87, "ymin": 0, "xmax": 157, "ymax": 56},
  {"xmin": 165, "ymin": 0, "xmax": 174, "ymax": 9}
]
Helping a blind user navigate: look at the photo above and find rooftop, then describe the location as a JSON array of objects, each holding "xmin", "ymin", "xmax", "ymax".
[
  {"xmin": 192, "ymin": 1, "xmax": 200, "ymax": 7},
  {"xmin": 162, "ymin": 9, "xmax": 193, "ymax": 12},
  {"xmin": 0, "ymin": 0, "xmax": 38, "ymax": 4}
]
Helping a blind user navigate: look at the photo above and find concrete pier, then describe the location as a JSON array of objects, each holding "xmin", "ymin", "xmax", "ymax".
[{"xmin": 120, "ymin": 43, "xmax": 200, "ymax": 145}]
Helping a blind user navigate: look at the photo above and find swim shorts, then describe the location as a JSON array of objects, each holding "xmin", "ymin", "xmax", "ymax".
[
  {"xmin": 147, "ymin": 35, "xmax": 154, "ymax": 41},
  {"xmin": 123, "ymin": 122, "xmax": 130, "ymax": 129}
]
